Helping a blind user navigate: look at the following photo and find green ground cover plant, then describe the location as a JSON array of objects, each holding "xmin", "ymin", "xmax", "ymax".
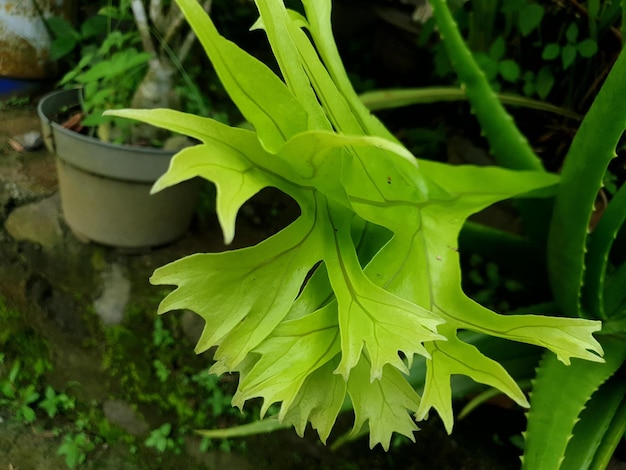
[
  {"xmin": 109, "ymin": 0, "xmax": 626, "ymax": 466},
  {"xmin": 101, "ymin": 310, "xmax": 247, "ymax": 456},
  {"xmin": 0, "ymin": 298, "xmax": 95, "ymax": 468},
  {"xmin": 0, "ymin": 291, "xmax": 245, "ymax": 468}
]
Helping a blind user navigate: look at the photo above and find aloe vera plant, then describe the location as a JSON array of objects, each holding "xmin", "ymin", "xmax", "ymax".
[
  {"xmin": 107, "ymin": 0, "xmax": 608, "ymax": 453},
  {"xmin": 429, "ymin": 0, "xmax": 626, "ymax": 467},
  {"xmin": 524, "ymin": 37, "xmax": 626, "ymax": 470}
]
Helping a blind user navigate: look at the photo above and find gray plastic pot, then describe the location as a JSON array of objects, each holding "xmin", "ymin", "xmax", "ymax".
[{"xmin": 38, "ymin": 88, "xmax": 199, "ymax": 248}]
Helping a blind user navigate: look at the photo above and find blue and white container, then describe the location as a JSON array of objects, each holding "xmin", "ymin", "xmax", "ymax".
[{"xmin": 0, "ymin": 0, "xmax": 73, "ymax": 88}]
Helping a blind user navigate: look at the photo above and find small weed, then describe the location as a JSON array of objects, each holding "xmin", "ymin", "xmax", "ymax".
[
  {"xmin": 152, "ymin": 317, "xmax": 175, "ymax": 348},
  {"xmin": 0, "ymin": 95, "xmax": 31, "ymax": 109},
  {"xmin": 0, "ymin": 352, "xmax": 64, "ymax": 425},
  {"xmin": 57, "ymin": 433, "xmax": 96, "ymax": 469},
  {"xmin": 199, "ymin": 436, "xmax": 212, "ymax": 453},
  {"xmin": 38, "ymin": 385, "xmax": 76, "ymax": 418},
  {"xmin": 0, "ymin": 360, "xmax": 40, "ymax": 424},
  {"xmin": 145, "ymin": 423, "xmax": 184, "ymax": 454},
  {"xmin": 153, "ymin": 359, "xmax": 170, "ymax": 383},
  {"xmin": 192, "ymin": 371, "xmax": 234, "ymax": 417}
]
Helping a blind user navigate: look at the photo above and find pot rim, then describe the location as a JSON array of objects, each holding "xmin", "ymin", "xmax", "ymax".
[{"xmin": 37, "ymin": 88, "xmax": 176, "ymax": 183}]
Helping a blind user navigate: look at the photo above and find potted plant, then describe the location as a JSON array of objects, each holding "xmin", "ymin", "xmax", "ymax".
[{"xmin": 37, "ymin": 0, "xmax": 212, "ymax": 249}]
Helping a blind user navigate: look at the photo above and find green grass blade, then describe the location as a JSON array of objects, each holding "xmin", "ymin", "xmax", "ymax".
[
  {"xmin": 522, "ymin": 338, "xmax": 626, "ymax": 470},
  {"xmin": 195, "ymin": 417, "xmax": 289, "ymax": 438},
  {"xmin": 584, "ymin": 183, "xmax": 626, "ymax": 319},
  {"xmin": 359, "ymin": 87, "xmax": 581, "ymax": 120},
  {"xmin": 588, "ymin": 0, "xmax": 599, "ymax": 38},
  {"xmin": 547, "ymin": 48, "xmax": 626, "ymax": 319}
]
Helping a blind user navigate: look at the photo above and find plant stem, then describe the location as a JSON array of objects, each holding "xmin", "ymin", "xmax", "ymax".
[{"xmin": 131, "ymin": 0, "xmax": 156, "ymax": 56}]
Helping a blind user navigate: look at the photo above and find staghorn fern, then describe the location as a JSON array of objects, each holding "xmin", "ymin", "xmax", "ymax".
[{"xmin": 107, "ymin": 0, "xmax": 604, "ymax": 450}]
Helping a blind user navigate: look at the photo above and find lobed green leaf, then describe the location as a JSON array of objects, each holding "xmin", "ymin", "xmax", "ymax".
[
  {"xmin": 152, "ymin": 211, "xmax": 324, "ymax": 370},
  {"xmin": 347, "ymin": 356, "xmax": 422, "ymax": 451},
  {"xmin": 417, "ymin": 324, "xmax": 529, "ymax": 433}
]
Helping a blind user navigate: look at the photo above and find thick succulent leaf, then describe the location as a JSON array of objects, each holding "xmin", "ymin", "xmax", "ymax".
[
  {"xmin": 347, "ymin": 355, "xmax": 422, "ymax": 451},
  {"xmin": 547, "ymin": 45, "xmax": 626, "ymax": 317},
  {"xmin": 561, "ymin": 374, "xmax": 626, "ymax": 469},
  {"xmin": 584, "ymin": 182, "xmax": 626, "ymax": 319},
  {"xmin": 416, "ymin": 324, "xmax": 529, "ymax": 434},
  {"xmin": 589, "ymin": 397, "xmax": 626, "ymax": 469},
  {"xmin": 522, "ymin": 338, "xmax": 626, "ymax": 470},
  {"xmin": 429, "ymin": 0, "xmax": 544, "ymax": 171}
]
